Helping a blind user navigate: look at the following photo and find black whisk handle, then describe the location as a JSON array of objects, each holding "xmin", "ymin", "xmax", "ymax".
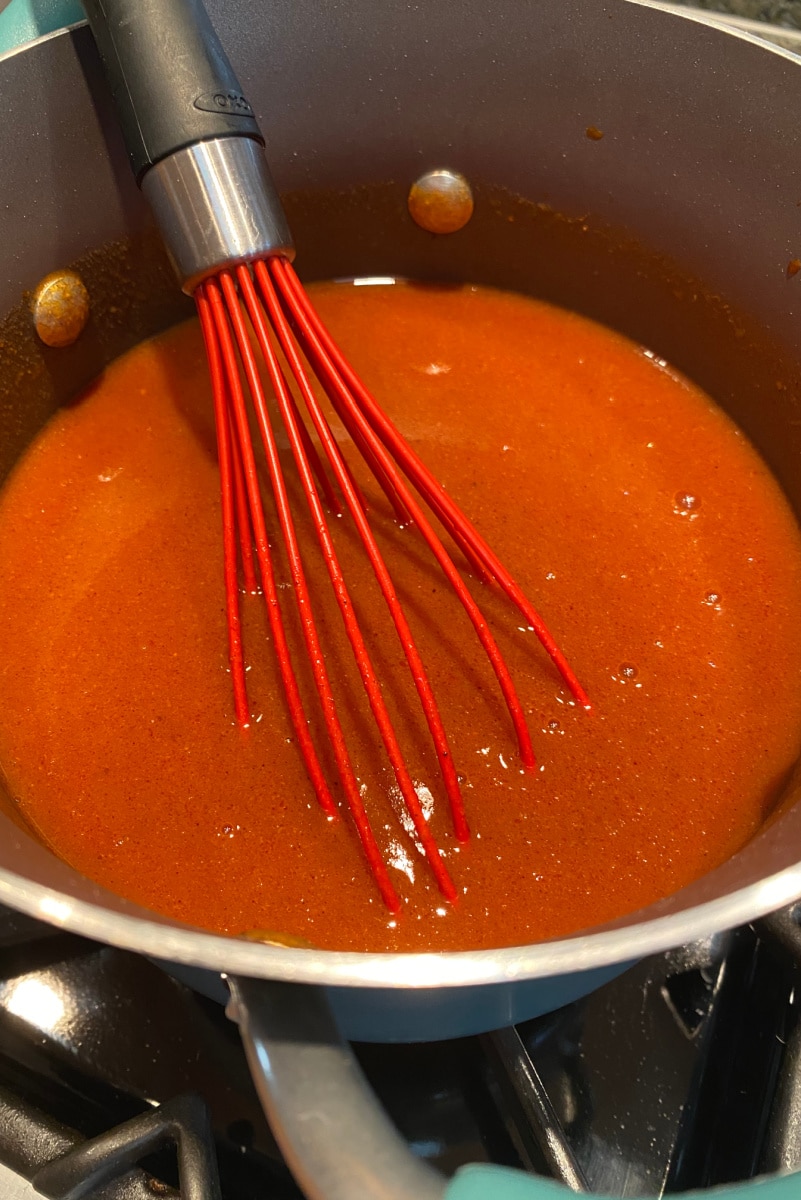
[{"xmin": 82, "ymin": 0, "xmax": 263, "ymax": 183}]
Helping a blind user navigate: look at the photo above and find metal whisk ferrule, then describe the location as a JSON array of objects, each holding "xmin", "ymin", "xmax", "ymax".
[{"xmin": 141, "ymin": 137, "xmax": 295, "ymax": 294}]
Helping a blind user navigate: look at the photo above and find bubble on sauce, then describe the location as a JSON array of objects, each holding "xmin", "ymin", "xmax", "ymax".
[
  {"xmin": 619, "ymin": 663, "xmax": 638, "ymax": 680},
  {"xmin": 673, "ymin": 491, "xmax": 701, "ymax": 517},
  {"xmin": 703, "ymin": 591, "xmax": 722, "ymax": 610}
]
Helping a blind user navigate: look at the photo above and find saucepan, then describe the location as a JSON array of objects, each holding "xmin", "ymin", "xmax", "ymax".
[{"xmin": 2, "ymin": 1, "xmax": 801, "ymax": 1196}]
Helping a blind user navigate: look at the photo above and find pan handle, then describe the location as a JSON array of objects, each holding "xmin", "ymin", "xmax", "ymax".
[
  {"xmin": 228, "ymin": 975, "xmax": 801, "ymax": 1200},
  {"xmin": 227, "ymin": 976, "xmax": 446, "ymax": 1200}
]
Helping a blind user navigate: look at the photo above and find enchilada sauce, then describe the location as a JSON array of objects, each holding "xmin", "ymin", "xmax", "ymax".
[{"xmin": 1, "ymin": 281, "xmax": 801, "ymax": 951}]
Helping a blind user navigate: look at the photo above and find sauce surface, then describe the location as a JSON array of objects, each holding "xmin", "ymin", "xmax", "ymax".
[{"xmin": 1, "ymin": 281, "xmax": 801, "ymax": 952}]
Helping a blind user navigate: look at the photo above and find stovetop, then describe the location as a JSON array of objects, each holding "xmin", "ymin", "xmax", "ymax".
[{"xmin": 1, "ymin": 903, "xmax": 800, "ymax": 1198}]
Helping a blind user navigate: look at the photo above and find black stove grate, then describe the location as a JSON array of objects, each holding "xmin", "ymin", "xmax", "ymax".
[{"xmin": 0, "ymin": 906, "xmax": 800, "ymax": 1198}]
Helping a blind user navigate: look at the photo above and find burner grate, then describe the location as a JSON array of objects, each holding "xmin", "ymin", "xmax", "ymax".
[{"xmin": 0, "ymin": 908, "xmax": 800, "ymax": 1198}]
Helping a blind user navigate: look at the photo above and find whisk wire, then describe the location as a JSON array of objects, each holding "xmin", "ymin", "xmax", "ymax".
[
  {"xmin": 275, "ymin": 259, "xmax": 591, "ymax": 713},
  {"xmin": 284, "ymin": 386, "xmax": 343, "ymax": 518},
  {"xmin": 197, "ymin": 287, "xmax": 250, "ymax": 727},
  {"xmin": 221, "ymin": 267, "xmax": 421, "ymax": 912},
  {"xmin": 253, "ymin": 260, "xmax": 472, "ymax": 844},
  {"xmin": 229, "ymin": 419, "xmax": 260, "ymax": 596},
  {"xmin": 264, "ymin": 258, "xmax": 538, "ymax": 774},
  {"xmin": 239, "ymin": 264, "xmax": 460, "ymax": 901},
  {"xmin": 201, "ymin": 278, "xmax": 342, "ymax": 827}
]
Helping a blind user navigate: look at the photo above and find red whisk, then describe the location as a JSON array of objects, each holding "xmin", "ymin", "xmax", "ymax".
[{"xmin": 84, "ymin": 0, "xmax": 589, "ymax": 913}]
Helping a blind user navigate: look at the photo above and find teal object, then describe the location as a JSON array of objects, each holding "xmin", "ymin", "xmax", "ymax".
[
  {"xmin": 446, "ymin": 1170, "xmax": 573, "ymax": 1200},
  {"xmin": 0, "ymin": 0, "xmax": 84, "ymax": 55},
  {"xmin": 445, "ymin": 1164, "xmax": 801, "ymax": 1199}
]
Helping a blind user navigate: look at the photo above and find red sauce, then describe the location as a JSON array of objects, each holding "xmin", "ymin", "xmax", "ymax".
[{"xmin": 1, "ymin": 280, "xmax": 800, "ymax": 952}]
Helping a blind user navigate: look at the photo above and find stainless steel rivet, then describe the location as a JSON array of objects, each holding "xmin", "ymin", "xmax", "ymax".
[
  {"xmin": 408, "ymin": 169, "xmax": 474, "ymax": 234},
  {"xmin": 31, "ymin": 270, "xmax": 90, "ymax": 348}
]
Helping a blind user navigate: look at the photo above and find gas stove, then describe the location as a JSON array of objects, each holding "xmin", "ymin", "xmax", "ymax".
[{"xmin": 0, "ymin": 903, "xmax": 799, "ymax": 1198}]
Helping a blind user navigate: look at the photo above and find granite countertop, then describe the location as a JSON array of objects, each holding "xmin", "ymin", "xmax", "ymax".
[
  {"xmin": 1, "ymin": 0, "xmax": 801, "ymax": 63},
  {"xmin": 677, "ymin": 0, "xmax": 801, "ymax": 29}
]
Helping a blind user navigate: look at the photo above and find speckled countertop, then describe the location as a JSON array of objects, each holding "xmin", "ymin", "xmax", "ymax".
[
  {"xmin": 678, "ymin": 0, "xmax": 801, "ymax": 29},
  {"xmin": 1, "ymin": 0, "xmax": 800, "ymax": 60}
]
